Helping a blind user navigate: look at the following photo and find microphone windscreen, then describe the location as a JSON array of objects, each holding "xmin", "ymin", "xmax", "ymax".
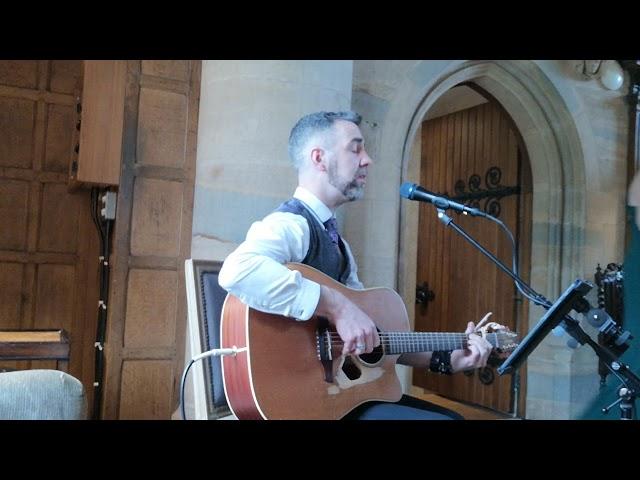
[{"xmin": 399, "ymin": 182, "xmax": 415, "ymax": 199}]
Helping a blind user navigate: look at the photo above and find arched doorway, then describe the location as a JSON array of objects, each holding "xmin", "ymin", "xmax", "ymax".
[{"xmin": 389, "ymin": 60, "xmax": 589, "ymax": 419}]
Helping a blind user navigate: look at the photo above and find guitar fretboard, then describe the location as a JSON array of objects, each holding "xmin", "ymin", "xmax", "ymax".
[{"xmin": 380, "ymin": 332, "xmax": 498, "ymax": 355}]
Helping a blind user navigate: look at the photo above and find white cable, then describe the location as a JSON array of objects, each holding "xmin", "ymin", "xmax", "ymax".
[
  {"xmin": 191, "ymin": 346, "xmax": 247, "ymax": 363},
  {"xmin": 180, "ymin": 345, "xmax": 247, "ymax": 420}
]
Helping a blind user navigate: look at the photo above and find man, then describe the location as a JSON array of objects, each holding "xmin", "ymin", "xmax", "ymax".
[{"xmin": 218, "ymin": 111, "xmax": 493, "ymax": 419}]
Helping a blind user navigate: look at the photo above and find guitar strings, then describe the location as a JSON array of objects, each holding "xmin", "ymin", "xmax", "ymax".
[
  {"xmin": 324, "ymin": 332, "xmax": 492, "ymax": 348},
  {"xmin": 325, "ymin": 333, "xmax": 471, "ymax": 345}
]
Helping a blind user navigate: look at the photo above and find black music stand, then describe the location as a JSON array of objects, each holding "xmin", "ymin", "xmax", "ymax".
[
  {"xmin": 497, "ymin": 279, "xmax": 593, "ymax": 375},
  {"xmin": 497, "ymin": 280, "xmax": 640, "ymax": 420}
]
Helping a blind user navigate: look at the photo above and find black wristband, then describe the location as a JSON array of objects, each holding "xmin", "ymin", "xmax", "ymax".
[{"xmin": 429, "ymin": 350, "xmax": 453, "ymax": 375}]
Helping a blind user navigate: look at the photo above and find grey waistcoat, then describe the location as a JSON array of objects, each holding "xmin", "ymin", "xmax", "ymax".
[{"xmin": 275, "ymin": 198, "xmax": 351, "ymax": 285}]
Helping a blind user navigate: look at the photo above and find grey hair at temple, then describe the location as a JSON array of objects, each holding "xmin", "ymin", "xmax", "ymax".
[{"xmin": 287, "ymin": 111, "xmax": 362, "ymax": 170}]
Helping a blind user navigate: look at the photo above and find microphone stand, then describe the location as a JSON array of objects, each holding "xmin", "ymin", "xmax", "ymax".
[
  {"xmin": 434, "ymin": 208, "xmax": 640, "ymax": 419},
  {"xmin": 435, "ymin": 209, "xmax": 529, "ymax": 295}
]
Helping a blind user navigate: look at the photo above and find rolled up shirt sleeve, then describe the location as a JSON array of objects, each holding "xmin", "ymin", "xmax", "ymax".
[{"xmin": 218, "ymin": 212, "xmax": 321, "ymax": 320}]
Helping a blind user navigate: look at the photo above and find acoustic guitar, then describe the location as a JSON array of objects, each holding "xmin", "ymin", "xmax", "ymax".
[{"xmin": 220, "ymin": 263, "xmax": 518, "ymax": 420}]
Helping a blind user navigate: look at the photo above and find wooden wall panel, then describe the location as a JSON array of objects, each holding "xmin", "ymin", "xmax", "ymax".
[
  {"xmin": 102, "ymin": 60, "xmax": 200, "ymax": 419},
  {"xmin": 119, "ymin": 360, "xmax": 174, "ymax": 419},
  {"xmin": 0, "ymin": 97, "xmax": 35, "ymax": 168},
  {"xmin": 124, "ymin": 269, "xmax": 177, "ymax": 349},
  {"xmin": 137, "ymin": 88, "xmax": 187, "ymax": 168},
  {"xmin": 44, "ymin": 103, "xmax": 75, "ymax": 172},
  {"xmin": 0, "ymin": 60, "xmax": 99, "ymax": 401},
  {"xmin": 0, "ymin": 61, "xmax": 38, "ymax": 89},
  {"xmin": 130, "ymin": 178, "xmax": 183, "ymax": 257},
  {"xmin": 75, "ymin": 61, "xmax": 126, "ymax": 186},
  {"xmin": 38, "ymin": 183, "xmax": 81, "ymax": 253},
  {"xmin": 141, "ymin": 61, "xmax": 189, "ymax": 82},
  {"xmin": 34, "ymin": 264, "xmax": 75, "ymax": 332},
  {"xmin": 0, "ymin": 180, "xmax": 29, "ymax": 250},
  {"xmin": 0, "ymin": 263, "xmax": 24, "ymax": 327},
  {"xmin": 49, "ymin": 61, "xmax": 82, "ymax": 95}
]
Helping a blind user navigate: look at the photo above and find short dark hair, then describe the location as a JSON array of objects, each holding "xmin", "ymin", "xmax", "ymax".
[{"xmin": 288, "ymin": 111, "xmax": 362, "ymax": 169}]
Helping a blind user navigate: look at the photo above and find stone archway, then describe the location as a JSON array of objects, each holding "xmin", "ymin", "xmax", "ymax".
[{"xmin": 386, "ymin": 60, "xmax": 592, "ymax": 419}]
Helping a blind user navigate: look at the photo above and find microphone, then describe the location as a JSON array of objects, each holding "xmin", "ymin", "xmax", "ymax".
[{"xmin": 400, "ymin": 182, "xmax": 487, "ymax": 217}]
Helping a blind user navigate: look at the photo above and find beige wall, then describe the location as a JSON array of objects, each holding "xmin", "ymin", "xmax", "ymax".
[{"xmin": 191, "ymin": 60, "xmax": 354, "ymax": 261}]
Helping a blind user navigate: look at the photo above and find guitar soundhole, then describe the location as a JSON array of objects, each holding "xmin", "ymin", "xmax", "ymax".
[
  {"xmin": 341, "ymin": 356, "xmax": 362, "ymax": 380},
  {"xmin": 478, "ymin": 367, "xmax": 495, "ymax": 385},
  {"xmin": 358, "ymin": 345, "xmax": 383, "ymax": 365}
]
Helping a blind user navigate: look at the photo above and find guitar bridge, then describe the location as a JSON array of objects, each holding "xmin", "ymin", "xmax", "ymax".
[{"xmin": 316, "ymin": 318, "xmax": 334, "ymax": 383}]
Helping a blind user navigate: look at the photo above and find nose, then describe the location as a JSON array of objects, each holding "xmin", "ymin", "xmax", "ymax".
[{"xmin": 360, "ymin": 150, "xmax": 373, "ymax": 167}]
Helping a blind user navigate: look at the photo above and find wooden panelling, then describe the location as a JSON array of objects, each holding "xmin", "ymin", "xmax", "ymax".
[
  {"xmin": 0, "ymin": 251, "xmax": 76, "ymax": 264},
  {"xmin": 136, "ymin": 88, "xmax": 187, "ymax": 168},
  {"xmin": 141, "ymin": 61, "xmax": 189, "ymax": 82},
  {"xmin": 0, "ymin": 97, "xmax": 35, "ymax": 169},
  {"xmin": 38, "ymin": 182, "xmax": 80, "ymax": 253},
  {"xmin": 124, "ymin": 269, "xmax": 177, "ymax": 349},
  {"xmin": 44, "ymin": 103, "xmax": 75, "ymax": 173},
  {"xmin": 33, "ymin": 264, "xmax": 75, "ymax": 332},
  {"xmin": 133, "ymin": 165, "xmax": 186, "ymax": 182},
  {"xmin": 49, "ymin": 61, "xmax": 82, "ymax": 95},
  {"xmin": 0, "ymin": 61, "xmax": 38, "ymax": 89},
  {"xmin": 128, "ymin": 255, "xmax": 178, "ymax": 270},
  {"xmin": 0, "ymin": 263, "xmax": 24, "ymax": 327},
  {"xmin": 0, "ymin": 86, "xmax": 75, "ymax": 106},
  {"xmin": 130, "ymin": 178, "xmax": 183, "ymax": 257},
  {"xmin": 103, "ymin": 61, "xmax": 200, "ymax": 419},
  {"xmin": 0, "ymin": 180, "xmax": 29, "ymax": 251},
  {"xmin": 74, "ymin": 61, "xmax": 126, "ymax": 186},
  {"xmin": 0, "ymin": 59, "xmax": 99, "ymax": 396},
  {"xmin": 0, "ymin": 167, "xmax": 67, "ymax": 183},
  {"xmin": 119, "ymin": 360, "xmax": 174, "ymax": 419}
]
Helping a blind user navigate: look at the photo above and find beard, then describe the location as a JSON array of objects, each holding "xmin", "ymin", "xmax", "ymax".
[{"xmin": 328, "ymin": 161, "xmax": 366, "ymax": 201}]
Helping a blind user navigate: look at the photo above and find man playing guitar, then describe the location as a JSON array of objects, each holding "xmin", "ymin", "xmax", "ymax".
[{"xmin": 218, "ymin": 111, "xmax": 499, "ymax": 420}]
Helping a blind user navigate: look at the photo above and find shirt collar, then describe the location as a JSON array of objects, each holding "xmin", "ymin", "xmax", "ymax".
[{"xmin": 293, "ymin": 187, "xmax": 334, "ymax": 223}]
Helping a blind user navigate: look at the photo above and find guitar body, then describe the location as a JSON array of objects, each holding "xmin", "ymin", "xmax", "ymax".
[{"xmin": 220, "ymin": 263, "xmax": 408, "ymax": 420}]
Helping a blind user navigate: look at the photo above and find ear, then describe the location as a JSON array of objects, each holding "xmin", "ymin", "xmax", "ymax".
[{"xmin": 310, "ymin": 147, "xmax": 327, "ymax": 172}]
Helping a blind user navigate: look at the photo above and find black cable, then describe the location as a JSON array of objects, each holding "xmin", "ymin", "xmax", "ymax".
[
  {"xmin": 482, "ymin": 213, "xmax": 551, "ymax": 308},
  {"xmin": 179, "ymin": 348, "xmax": 239, "ymax": 420},
  {"xmin": 180, "ymin": 359, "xmax": 197, "ymax": 420},
  {"xmin": 90, "ymin": 188, "xmax": 105, "ymax": 239},
  {"xmin": 90, "ymin": 188, "xmax": 114, "ymax": 420}
]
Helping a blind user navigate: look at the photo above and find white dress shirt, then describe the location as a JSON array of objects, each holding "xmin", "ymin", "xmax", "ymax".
[{"xmin": 218, "ymin": 187, "xmax": 364, "ymax": 320}]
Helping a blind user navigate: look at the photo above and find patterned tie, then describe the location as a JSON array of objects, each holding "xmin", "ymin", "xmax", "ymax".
[{"xmin": 323, "ymin": 217, "xmax": 340, "ymax": 251}]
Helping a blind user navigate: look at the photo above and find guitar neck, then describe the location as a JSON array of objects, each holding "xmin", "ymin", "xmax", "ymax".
[{"xmin": 381, "ymin": 332, "xmax": 496, "ymax": 354}]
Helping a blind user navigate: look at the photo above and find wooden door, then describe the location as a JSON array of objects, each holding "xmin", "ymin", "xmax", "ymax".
[
  {"xmin": 0, "ymin": 61, "xmax": 100, "ymax": 405},
  {"xmin": 412, "ymin": 99, "xmax": 532, "ymax": 415}
]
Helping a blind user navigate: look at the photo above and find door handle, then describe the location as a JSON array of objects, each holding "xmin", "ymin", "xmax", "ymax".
[{"xmin": 415, "ymin": 281, "xmax": 435, "ymax": 305}]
